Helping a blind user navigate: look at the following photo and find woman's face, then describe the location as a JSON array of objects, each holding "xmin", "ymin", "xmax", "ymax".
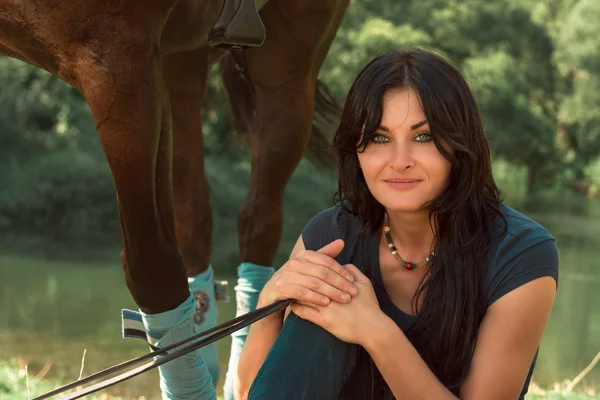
[{"xmin": 357, "ymin": 87, "xmax": 452, "ymax": 213}]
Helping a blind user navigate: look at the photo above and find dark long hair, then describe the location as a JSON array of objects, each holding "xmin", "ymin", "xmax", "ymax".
[{"xmin": 331, "ymin": 49, "xmax": 504, "ymax": 389}]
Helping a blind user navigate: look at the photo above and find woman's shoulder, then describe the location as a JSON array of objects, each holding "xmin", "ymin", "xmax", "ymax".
[
  {"xmin": 483, "ymin": 204, "xmax": 559, "ymax": 306},
  {"xmin": 491, "ymin": 204, "xmax": 557, "ymax": 260},
  {"xmin": 301, "ymin": 202, "xmax": 365, "ymax": 252},
  {"xmin": 496, "ymin": 204, "xmax": 554, "ymax": 243}
]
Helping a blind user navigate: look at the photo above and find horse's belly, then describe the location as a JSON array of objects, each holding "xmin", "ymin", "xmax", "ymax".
[{"xmin": 161, "ymin": 0, "xmax": 270, "ymax": 55}]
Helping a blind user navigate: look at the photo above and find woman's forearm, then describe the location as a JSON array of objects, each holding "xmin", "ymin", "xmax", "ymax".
[
  {"xmin": 235, "ymin": 294, "xmax": 285, "ymax": 399},
  {"xmin": 364, "ymin": 314, "xmax": 456, "ymax": 400}
]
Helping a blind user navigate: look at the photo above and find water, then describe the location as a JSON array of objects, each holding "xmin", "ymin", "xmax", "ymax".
[{"xmin": 0, "ymin": 209, "xmax": 599, "ymax": 399}]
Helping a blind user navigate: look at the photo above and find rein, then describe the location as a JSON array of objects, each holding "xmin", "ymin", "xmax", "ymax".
[{"xmin": 33, "ymin": 299, "xmax": 292, "ymax": 400}]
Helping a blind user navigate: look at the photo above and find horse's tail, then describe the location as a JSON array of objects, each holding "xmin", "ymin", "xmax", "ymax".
[{"xmin": 218, "ymin": 50, "xmax": 340, "ymax": 166}]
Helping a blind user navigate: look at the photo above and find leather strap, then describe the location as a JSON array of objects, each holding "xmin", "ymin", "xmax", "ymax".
[{"xmin": 33, "ymin": 299, "xmax": 292, "ymax": 400}]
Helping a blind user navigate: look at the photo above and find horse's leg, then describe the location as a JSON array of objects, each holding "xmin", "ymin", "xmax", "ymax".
[
  {"xmin": 224, "ymin": 1, "xmax": 349, "ymax": 398},
  {"xmin": 70, "ymin": 34, "xmax": 215, "ymax": 399},
  {"xmin": 74, "ymin": 49, "xmax": 188, "ymax": 315},
  {"xmin": 239, "ymin": 0, "xmax": 348, "ymax": 265},
  {"xmin": 164, "ymin": 46, "xmax": 212, "ymax": 279},
  {"xmin": 162, "ymin": 46, "xmax": 221, "ymax": 387}
]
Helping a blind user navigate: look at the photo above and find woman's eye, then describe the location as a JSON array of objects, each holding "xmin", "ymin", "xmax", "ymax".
[
  {"xmin": 371, "ymin": 134, "xmax": 389, "ymax": 144},
  {"xmin": 415, "ymin": 133, "xmax": 432, "ymax": 143}
]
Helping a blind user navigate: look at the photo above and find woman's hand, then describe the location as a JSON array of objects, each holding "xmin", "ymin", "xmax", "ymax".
[
  {"xmin": 259, "ymin": 239, "xmax": 359, "ymax": 308},
  {"xmin": 289, "ymin": 263, "xmax": 386, "ymax": 346}
]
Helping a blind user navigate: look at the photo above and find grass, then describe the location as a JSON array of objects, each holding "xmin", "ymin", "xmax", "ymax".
[
  {"xmin": 0, "ymin": 358, "xmax": 142, "ymax": 400},
  {"xmin": 526, "ymin": 380, "xmax": 599, "ymax": 399},
  {"xmin": 1, "ymin": 358, "xmax": 597, "ymax": 400},
  {"xmin": 0, "ymin": 358, "xmax": 225, "ymax": 400},
  {"xmin": 0, "ymin": 358, "xmax": 116, "ymax": 400}
]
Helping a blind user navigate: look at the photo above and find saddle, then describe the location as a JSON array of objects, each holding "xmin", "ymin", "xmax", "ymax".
[{"xmin": 209, "ymin": 0, "xmax": 266, "ymax": 49}]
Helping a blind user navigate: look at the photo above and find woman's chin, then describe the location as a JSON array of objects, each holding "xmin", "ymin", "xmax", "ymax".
[{"xmin": 380, "ymin": 201, "xmax": 430, "ymax": 215}]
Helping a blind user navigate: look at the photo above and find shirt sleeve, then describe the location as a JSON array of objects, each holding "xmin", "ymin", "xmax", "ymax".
[
  {"xmin": 301, "ymin": 205, "xmax": 346, "ymax": 252},
  {"xmin": 487, "ymin": 238, "xmax": 559, "ymax": 306}
]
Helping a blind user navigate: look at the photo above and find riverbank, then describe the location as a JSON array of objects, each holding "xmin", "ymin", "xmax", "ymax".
[{"xmin": 1, "ymin": 358, "xmax": 597, "ymax": 399}]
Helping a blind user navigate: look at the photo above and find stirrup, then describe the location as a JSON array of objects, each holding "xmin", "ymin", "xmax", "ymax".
[{"xmin": 208, "ymin": 0, "xmax": 266, "ymax": 49}]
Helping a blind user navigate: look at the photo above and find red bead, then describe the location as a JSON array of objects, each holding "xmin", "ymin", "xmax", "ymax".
[{"xmin": 405, "ymin": 262, "xmax": 413, "ymax": 270}]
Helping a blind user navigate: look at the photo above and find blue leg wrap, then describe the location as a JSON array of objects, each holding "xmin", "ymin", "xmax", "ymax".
[
  {"xmin": 188, "ymin": 266, "xmax": 220, "ymax": 386},
  {"xmin": 223, "ymin": 262, "xmax": 275, "ymax": 400},
  {"xmin": 139, "ymin": 292, "xmax": 217, "ymax": 400}
]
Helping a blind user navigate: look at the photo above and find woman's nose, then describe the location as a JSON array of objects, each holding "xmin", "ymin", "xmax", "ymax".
[{"xmin": 388, "ymin": 143, "xmax": 415, "ymax": 170}]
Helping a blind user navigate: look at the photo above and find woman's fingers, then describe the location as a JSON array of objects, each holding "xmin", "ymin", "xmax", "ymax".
[
  {"xmin": 275, "ymin": 270, "xmax": 352, "ymax": 305},
  {"xmin": 297, "ymin": 239, "xmax": 353, "ymax": 280},
  {"xmin": 343, "ymin": 263, "xmax": 369, "ymax": 284},
  {"xmin": 285, "ymin": 283, "xmax": 332, "ymax": 305},
  {"xmin": 290, "ymin": 302, "xmax": 321, "ymax": 324},
  {"xmin": 315, "ymin": 238, "xmax": 345, "ymax": 258},
  {"xmin": 292, "ymin": 249, "xmax": 354, "ymax": 282},
  {"xmin": 262, "ymin": 239, "xmax": 361, "ymax": 307},
  {"xmin": 294, "ymin": 257, "xmax": 358, "ymax": 295}
]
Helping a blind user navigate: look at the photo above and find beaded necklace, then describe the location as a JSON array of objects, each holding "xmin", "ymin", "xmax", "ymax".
[{"xmin": 383, "ymin": 212, "xmax": 435, "ymax": 270}]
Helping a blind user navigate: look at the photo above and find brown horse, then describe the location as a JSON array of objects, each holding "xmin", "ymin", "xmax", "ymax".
[{"xmin": 1, "ymin": 0, "xmax": 348, "ymax": 394}]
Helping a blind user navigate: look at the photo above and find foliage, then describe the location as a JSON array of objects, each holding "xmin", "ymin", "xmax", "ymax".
[
  {"xmin": 0, "ymin": 0, "xmax": 599, "ymax": 232},
  {"xmin": 0, "ymin": 150, "xmax": 117, "ymax": 230}
]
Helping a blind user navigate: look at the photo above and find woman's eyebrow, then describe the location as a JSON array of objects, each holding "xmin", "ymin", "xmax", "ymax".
[
  {"xmin": 410, "ymin": 119, "xmax": 428, "ymax": 130},
  {"xmin": 378, "ymin": 119, "xmax": 429, "ymax": 132}
]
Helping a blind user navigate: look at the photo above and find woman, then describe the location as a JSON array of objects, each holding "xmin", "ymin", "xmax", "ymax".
[{"xmin": 235, "ymin": 49, "xmax": 558, "ymax": 399}]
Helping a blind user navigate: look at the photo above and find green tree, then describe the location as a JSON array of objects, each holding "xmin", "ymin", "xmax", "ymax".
[
  {"xmin": 555, "ymin": 0, "xmax": 600, "ymax": 195},
  {"xmin": 2, "ymin": 0, "xmax": 600, "ymax": 230}
]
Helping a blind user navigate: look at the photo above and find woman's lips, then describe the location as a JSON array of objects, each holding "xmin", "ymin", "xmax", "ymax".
[{"xmin": 384, "ymin": 179, "xmax": 421, "ymax": 190}]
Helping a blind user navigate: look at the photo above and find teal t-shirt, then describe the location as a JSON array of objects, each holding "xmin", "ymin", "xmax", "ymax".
[{"xmin": 249, "ymin": 203, "xmax": 559, "ymax": 400}]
